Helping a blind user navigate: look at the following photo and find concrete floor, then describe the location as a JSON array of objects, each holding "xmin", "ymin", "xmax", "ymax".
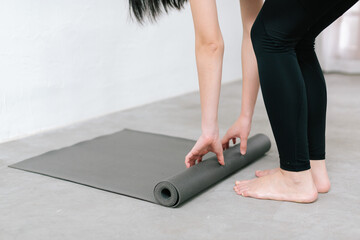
[{"xmin": 1, "ymin": 74, "xmax": 360, "ymax": 240}]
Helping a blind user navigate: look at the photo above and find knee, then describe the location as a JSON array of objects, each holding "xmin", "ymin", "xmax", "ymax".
[
  {"xmin": 250, "ymin": 16, "xmax": 283, "ymax": 54},
  {"xmin": 250, "ymin": 15, "xmax": 296, "ymax": 54}
]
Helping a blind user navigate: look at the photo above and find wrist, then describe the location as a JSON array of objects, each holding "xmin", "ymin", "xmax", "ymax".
[
  {"xmin": 239, "ymin": 111, "xmax": 253, "ymax": 120},
  {"xmin": 201, "ymin": 122, "xmax": 219, "ymax": 137},
  {"xmin": 238, "ymin": 113, "xmax": 253, "ymax": 125}
]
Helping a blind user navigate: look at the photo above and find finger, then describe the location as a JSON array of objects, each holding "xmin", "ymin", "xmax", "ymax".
[
  {"xmin": 240, "ymin": 137, "xmax": 248, "ymax": 155},
  {"xmin": 185, "ymin": 152, "xmax": 197, "ymax": 168},
  {"xmin": 188, "ymin": 157, "xmax": 196, "ymax": 167},
  {"xmin": 197, "ymin": 156, "xmax": 203, "ymax": 164},
  {"xmin": 216, "ymin": 153, "xmax": 225, "ymax": 166},
  {"xmin": 222, "ymin": 141, "xmax": 228, "ymax": 149},
  {"xmin": 185, "ymin": 157, "xmax": 194, "ymax": 168},
  {"xmin": 232, "ymin": 138, "xmax": 236, "ymax": 144},
  {"xmin": 185, "ymin": 154, "xmax": 191, "ymax": 168},
  {"xmin": 226, "ymin": 140, "xmax": 230, "ymax": 149},
  {"xmin": 190, "ymin": 154, "xmax": 200, "ymax": 167}
]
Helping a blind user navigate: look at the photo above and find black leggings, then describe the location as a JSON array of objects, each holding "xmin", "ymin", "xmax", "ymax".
[{"xmin": 251, "ymin": 0, "xmax": 359, "ymax": 171}]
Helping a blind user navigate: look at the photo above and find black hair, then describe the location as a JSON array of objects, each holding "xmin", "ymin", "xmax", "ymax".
[{"xmin": 128, "ymin": 0, "xmax": 189, "ymax": 25}]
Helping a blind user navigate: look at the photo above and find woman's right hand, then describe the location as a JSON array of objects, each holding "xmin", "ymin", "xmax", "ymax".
[
  {"xmin": 185, "ymin": 131, "xmax": 225, "ymax": 168},
  {"xmin": 221, "ymin": 115, "xmax": 252, "ymax": 155}
]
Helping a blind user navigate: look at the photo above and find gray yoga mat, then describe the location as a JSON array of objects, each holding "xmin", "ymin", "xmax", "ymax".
[{"xmin": 9, "ymin": 128, "xmax": 271, "ymax": 207}]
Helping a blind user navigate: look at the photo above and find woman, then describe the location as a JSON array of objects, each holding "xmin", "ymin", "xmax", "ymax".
[{"xmin": 128, "ymin": 0, "xmax": 359, "ymax": 203}]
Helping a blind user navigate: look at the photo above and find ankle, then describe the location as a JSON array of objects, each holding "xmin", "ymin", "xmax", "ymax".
[
  {"xmin": 310, "ymin": 160, "xmax": 326, "ymax": 169},
  {"xmin": 279, "ymin": 168, "xmax": 314, "ymax": 184}
]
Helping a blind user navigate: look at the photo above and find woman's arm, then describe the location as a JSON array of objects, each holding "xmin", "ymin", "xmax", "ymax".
[
  {"xmin": 221, "ymin": 0, "xmax": 263, "ymax": 154},
  {"xmin": 185, "ymin": 0, "xmax": 225, "ymax": 168},
  {"xmin": 239, "ymin": 0, "xmax": 263, "ymax": 119}
]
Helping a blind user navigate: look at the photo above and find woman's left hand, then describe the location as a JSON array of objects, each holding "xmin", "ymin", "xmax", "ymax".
[{"xmin": 185, "ymin": 132, "xmax": 225, "ymax": 168}]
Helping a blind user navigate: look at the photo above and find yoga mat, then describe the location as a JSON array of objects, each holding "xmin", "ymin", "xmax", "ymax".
[{"xmin": 9, "ymin": 129, "xmax": 271, "ymax": 207}]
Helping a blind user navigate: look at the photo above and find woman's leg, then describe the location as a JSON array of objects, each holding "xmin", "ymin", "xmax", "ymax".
[
  {"xmin": 254, "ymin": 0, "xmax": 359, "ymax": 194},
  {"xmin": 252, "ymin": 0, "xmax": 319, "ymax": 173},
  {"xmin": 294, "ymin": 0, "xmax": 359, "ymax": 192},
  {"xmin": 234, "ymin": 0, "xmax": 356, "ymax": 202}
]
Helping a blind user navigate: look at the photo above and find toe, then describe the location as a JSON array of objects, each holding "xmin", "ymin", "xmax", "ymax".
[
  {"xmin": 233, "ymin": 187, "xmax": 242, "ymax": 195},
  {"xmin": 234, "ymin": 185, "xmax": 248, "ymax": 194},
  {"xmin": 235, "ymin": 180, "xmax": 250, "ymax": 186},
  {"xmin": 242, "ymin": 190, "xmax": 250, "ymax": 197},
  {"xmin": 238, "ymin": 185, "xmax": 249, "ymax": 194},
  {"xmin": 255, "ymin": 170, "xmax": 263, "ymax": 177}
]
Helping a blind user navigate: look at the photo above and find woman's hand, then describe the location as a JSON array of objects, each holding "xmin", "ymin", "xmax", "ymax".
[
  {"xmin": 221, "ymin": 115, "xmax": 252, "ymax": 155},
  {"xmin": 185, "ymin": 131, "xmax": 225, "ymax": 168}
]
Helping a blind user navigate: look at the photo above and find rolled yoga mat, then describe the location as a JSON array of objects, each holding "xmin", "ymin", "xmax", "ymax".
[{"xmin": 9, "ymin": 129, "xmax": 271, "ymax": 207}]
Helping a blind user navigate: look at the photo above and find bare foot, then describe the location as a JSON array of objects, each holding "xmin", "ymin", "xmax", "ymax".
[
  {"xmin": 254, "ymin": 160, "xmax": 331, "ymax": 193},
  {"xmin": 234, "ymin": 169, "xmax": 318, "ymax": 203}
]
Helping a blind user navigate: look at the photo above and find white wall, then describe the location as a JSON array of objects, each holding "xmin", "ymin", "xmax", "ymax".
[
  {"xmin": 316, "ymin": 1, "xmax": 360, "ymax": 74},
  {"xmin": 0, "ymin": 0, "xmax": 243, "ymax": 143}
]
